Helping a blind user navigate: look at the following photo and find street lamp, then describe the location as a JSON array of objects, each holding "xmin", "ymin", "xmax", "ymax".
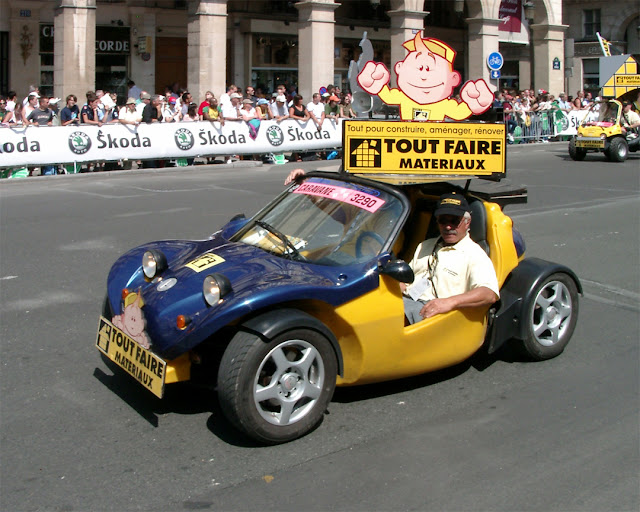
[
  {"xmin": 523, "ymin": 1, "xmax": 535, "ymax": 23},
  {"xmin": 524, "ymin": 1, "xmax": 536, "ymax": 91},
  {"xmin": 454, "ymin": 0, "xmax": 465, "ymax": 14}
]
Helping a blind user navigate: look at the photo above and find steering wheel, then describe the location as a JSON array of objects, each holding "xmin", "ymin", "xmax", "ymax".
[{"xmin": 355, "ymin": 231, "xmax": 385, "ymax": 259}]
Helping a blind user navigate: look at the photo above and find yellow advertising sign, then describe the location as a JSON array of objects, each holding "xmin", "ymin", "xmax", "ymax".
[
  {"xmin": 96, "ymin": 316, "xmax": 166, "ymax": 398},
  {"xmin": 185, "ymin": 253, "xmax": 225, "ymax": 272},
  {"xmin": 601, "ymin": 56, "xmax": 640, "ymax": 99},
  {"xmin": 614, "ymin": 74, "xmax": 640, "ymax": 86},
  {"xmin": 343, "ymin": 120, "xmax": 506, "ymax": 180}
]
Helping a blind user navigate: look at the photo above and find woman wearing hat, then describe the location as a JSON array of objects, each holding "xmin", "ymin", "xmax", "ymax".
[
  {"xmin": 240, "ymin": 98, "xmax": 260, "ymax": 121},
  {"xmin": 256, "ymin": 98, "xmax": 272, "ymax": 120}
]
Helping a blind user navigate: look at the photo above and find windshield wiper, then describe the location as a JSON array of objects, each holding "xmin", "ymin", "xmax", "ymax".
[{"xmin": 254, "ymin": 220, "xmax": 308, "ymax": 262}]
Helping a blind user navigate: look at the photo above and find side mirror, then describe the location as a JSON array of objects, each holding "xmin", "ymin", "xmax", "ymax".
[{"xmin": 380, "ymin": 259, "xmax": 414, "ymax": 284}]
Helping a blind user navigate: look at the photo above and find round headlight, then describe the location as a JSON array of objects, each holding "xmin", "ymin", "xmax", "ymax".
[
  {"xmin": 142, "ymin": 249, "xmax": 167, "ymax": 279},
  {"xmin": 203, "ymin": 275, "xmax": 221, "ymax": 306},
  {"xmin": 203, "ymin": 273, "xmax": 232, "ymax": 306}
]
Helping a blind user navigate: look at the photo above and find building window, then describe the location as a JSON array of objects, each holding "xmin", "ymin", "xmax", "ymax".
[
  {"xmin": 39, "ymin": 24, "xmax": 54, "ymax": 97},
  {"xmin": 582, "ymin": 58, "xmax": 599, "ymax": 95},
  {"xmin": 583, "ymin": 9, "xmax": 601, "ymax": 40},
  {"xmin": 0, "ymin": 32, "xmax": 8, "ymax": 94}
]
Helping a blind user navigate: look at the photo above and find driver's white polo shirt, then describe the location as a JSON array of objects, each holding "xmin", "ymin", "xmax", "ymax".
[{"xmin": 406, "ymin": 233, "xmax": 500, "ymax": 302}]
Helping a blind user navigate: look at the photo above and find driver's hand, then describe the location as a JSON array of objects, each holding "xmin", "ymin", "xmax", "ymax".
[
  {"xmin": 284, "ymin": 168, "xmax": 305, "ymax": 186},
  {"xmin": 420, "ymin": 297, "xmax": 455, "ymax": 319}
]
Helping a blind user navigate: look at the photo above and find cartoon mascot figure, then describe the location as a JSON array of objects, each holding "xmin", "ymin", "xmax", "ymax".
[
  {"xmin": 357, "ymin": 31, "xmax": 494, "ymax": 121},
  {"xmin": 112, "ymin": 290, "xmax": 151, "ymax": 349}
]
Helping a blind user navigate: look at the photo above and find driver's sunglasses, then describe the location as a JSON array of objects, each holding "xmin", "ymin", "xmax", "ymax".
[{"xmin": 437, "ymin": 215, "xmax": 463, "ymax": 226}]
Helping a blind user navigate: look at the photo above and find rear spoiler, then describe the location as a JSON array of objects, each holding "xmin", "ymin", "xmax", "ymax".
[{"xmin": 465, "ymin": 179, "xmax": 528, "ymax": 208}]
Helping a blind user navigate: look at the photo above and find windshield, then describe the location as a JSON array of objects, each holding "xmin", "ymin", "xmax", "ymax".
[
  {"xmin": 582, "ymin": 101, "xmax": 620, "ymax": 127},
  {"xmin": 231, "ymin": 177, "xmax": 405, "ymax": 266}
]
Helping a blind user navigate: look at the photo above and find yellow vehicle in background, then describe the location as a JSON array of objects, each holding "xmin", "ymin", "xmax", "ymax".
[{"xmin": 570, "ymin": 99, "xmax": 640, "ymax": 162}]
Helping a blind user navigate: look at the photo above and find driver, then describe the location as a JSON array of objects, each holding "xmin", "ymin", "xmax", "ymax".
[
  {"xmin": 621, "ymin": 101, "xmax": 640, "ymax": 138},
  {"xmin": 400, "ymin": 193, "xmax": 499, "ymax": 323}
]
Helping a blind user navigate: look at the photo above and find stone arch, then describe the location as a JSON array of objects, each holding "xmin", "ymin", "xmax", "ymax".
[
  {"xmin": 613, "ymin": 13, "xmax": 640, "ymax": 44},
  {"xmin": 464, "ymin": 0, "xmax": 493, "ymax": 20},
  {"xmin": 528, "ymin": 0, "xmax": 555, "ymax": 26}
]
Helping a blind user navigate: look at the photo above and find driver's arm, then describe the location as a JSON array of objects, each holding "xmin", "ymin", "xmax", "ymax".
[{"xmin": 419, "ymin": 286, "xmax": 498, "ymax": 319}]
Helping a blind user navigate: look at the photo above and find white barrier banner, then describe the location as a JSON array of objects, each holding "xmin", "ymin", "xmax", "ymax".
[
  {"xmin": 0, "ymin": 119, "xmax": 343, "ymax": 168},
  {"xmin": 554, "ymin": 110, "xmax": 594, "ymax": 136}
]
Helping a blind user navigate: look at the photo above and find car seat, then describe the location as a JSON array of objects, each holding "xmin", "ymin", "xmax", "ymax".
[{"xmin": 468, "ymin": 198, "xmax": 489, "ymax": 255}]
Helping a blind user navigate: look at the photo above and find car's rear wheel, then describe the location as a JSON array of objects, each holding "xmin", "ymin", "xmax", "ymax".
[
  {"xmin": 607, "ymin": 137, "xmax": 628, "ymax": 162},
  {"xmin": 522, "ymin": 273, "xmax": 579, "ymax": 361},
  {"xmin": 218, "ymin": 328, "xmax": 337, "ymax": 444},
  {"xmin": 568, "ymin": 138, "xmax": 587, "ymax": 160}
]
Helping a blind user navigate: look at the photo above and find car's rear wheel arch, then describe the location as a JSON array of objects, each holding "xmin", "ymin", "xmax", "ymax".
[
  {"xmin": 487, "ymin": 258, "xmax": 582, "ymax": 354},
  {"xmin": 238, "ymin": 307, "xmax": 344, "ymax": 377}
]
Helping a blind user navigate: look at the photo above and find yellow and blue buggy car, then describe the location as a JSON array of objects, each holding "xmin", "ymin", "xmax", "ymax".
[{"xmin": 97, "ymin": 120, "xmax": 581, "ymax": 444}]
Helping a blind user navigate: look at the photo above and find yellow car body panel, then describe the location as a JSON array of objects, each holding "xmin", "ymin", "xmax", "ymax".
[{"xmin": 303, "ymin": 198, "xmax": 518, "ymax": 387}]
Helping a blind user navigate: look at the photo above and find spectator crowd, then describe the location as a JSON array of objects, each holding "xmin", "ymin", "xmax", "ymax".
[
  {"xmin": 1, "ymin": 81, "xmax": 638, "ymax": 174},
  {"xmin": 0, "ymin": 81, "xmax": 359, "ymax": 174}
]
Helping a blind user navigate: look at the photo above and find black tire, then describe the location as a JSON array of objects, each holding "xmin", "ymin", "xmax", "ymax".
[
  {"xmin": 607, "ymin": 137, "xmax": 628, "ymax": 162},
  {"xmin": 568, "ymin": 138, "xmax": 586, "ymax": 161},
  {"xmin": 522, "ymin": 273, "xmax": 579, "ymax": 361},
  {"xmin": 102, "ymin": 294, "xmax": 112, "ymax": 318},
  {"xmin": 218, "ymin": 327, "xmax": 337, "ymax": 444}
]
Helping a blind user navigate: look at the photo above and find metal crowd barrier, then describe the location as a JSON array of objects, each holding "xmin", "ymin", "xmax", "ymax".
[{"xmin": 500, "ymin": 110, "xmax": 558, "ymax": 143}]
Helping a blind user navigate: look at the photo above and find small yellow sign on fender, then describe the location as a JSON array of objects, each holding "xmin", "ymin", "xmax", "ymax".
[
  {"xmin": 185, "ymin": 252, "xmax": 225, "ymax": 272},
  {"xmin": 343, "ymin": 120, "xmax": 506, "ymax": 181}
]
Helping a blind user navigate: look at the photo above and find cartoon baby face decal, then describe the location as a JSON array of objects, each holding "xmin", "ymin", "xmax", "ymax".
[
  {"xmin": 112, "ymin": 290, "xmax": 151, "ymax": 349},
  {"xmin": 357, "ymin": 32, "xmax": 494, "ymax": 121}
]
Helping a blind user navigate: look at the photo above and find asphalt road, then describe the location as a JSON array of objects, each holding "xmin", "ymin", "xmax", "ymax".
[{"xmin": 1, "ymin": 143, "xmax": 638, "ymax": 512}]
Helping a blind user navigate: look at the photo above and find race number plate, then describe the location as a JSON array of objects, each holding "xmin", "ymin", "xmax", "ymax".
[{"xmin": 96, "ymin": 316, "xmax": 166, "ymax": 398}]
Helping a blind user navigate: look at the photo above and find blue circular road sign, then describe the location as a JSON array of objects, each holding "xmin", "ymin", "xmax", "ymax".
[{"xmin": 487, "ymin": 52, "xmax": 504, "ymax": 71}]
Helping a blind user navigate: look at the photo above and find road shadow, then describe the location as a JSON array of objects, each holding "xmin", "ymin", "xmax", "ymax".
[
  {"xmin": 93, "ymin": 338, "xmax": 529, "ymax": 446},
  {"xmin": 555, "ymin": 152, "xmax": 640, "ymax": 162},
  {"xmin": 332, "ymin": 339, "xmax": 527, "ymax": 404}
]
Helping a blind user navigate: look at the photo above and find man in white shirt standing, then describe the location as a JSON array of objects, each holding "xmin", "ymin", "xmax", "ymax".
[
  {"xmin": 401, "ymin": 193, "xmax": 500, "ymax": 323},
  {"xmin": 307, "ymin": 93, "xmax": 326, "ymax": 131}
]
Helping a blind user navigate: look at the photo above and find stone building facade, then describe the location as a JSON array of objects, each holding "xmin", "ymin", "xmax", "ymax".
[
  {"xmin": 563, "ymin": 0, "xmax": 640, "ymax": 98},
  {"xmin": 0, "ymin": 0, "xmax": 638, "ymax": 104}
]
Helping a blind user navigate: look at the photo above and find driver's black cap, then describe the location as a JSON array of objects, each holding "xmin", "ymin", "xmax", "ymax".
[{"xmin": 434, "ymin": 193, "xmax": 470, "ymax": 217}]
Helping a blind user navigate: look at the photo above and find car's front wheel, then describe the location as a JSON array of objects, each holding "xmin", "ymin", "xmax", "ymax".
[
  {"xmin": 568, "ymin": 138, "xmax": 587, "ymax": 160},
  {"xmin": 218, "ymin": 327, "xmax": 337, "ymax": 444},
  {"xmin": 522, "ymin": 273, "xmax": 579, "ymax": 361}
]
